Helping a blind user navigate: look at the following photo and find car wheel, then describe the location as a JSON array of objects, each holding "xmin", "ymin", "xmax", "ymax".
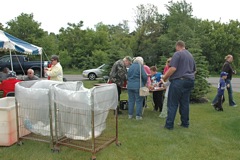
[{"xmin": 88, "ymin": 73, "xmax": 96, "ymax": 80}]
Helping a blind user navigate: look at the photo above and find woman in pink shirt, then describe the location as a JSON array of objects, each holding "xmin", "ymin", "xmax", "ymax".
[
  {"xmin": 144, "ymin": 64, "xmax": 151, "ymax": 87},
  {"xmin": 163, "ymin": 60, "xmax": 170, "ymax": 74}
]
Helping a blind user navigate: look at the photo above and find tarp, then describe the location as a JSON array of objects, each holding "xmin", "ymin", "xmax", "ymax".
[{"xmin": 0, "ymin": 30, "xmax": 42, "ymax": 55}]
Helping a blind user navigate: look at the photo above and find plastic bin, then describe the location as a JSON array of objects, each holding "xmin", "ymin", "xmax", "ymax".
[
  {"xmin": 15, "ymin": 80, "xmax": 61, "ymax": 148},
  {"xmin": 52, "ymin": 82, "xmax": 120, "ymax": 159},
  {"xmin": 0, "ymin": 97, "xmax": 17, "ymax": 146}
]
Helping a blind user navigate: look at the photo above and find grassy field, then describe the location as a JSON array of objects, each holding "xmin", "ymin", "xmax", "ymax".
[{"xmin": 0, "ymin": 81, "xmax": 240, "ymax": 160}]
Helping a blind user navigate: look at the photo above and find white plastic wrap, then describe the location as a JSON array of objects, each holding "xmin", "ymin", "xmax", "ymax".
[
  {"xmin": 91, "ymin": 84, "xmax": 118, "ymax": 110},
  {"xmin": 52, "ymin": 82, "xmax": 118, "ymax": 140},
  {"xmin": 15, "ymin": 80, "xmax": 62, "ymax": 136}
]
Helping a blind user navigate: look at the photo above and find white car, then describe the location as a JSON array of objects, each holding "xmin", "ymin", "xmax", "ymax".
[{"xmin": 82, "ymin": 64, "xmax": 109, "ymax": 80}]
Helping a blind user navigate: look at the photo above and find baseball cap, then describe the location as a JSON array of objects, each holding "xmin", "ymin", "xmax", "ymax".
[
  {"xmin": 8, "ymin": 71, "xmax": 16, "ymax": 78},
  {"xmin": 51, "ymin": 55, "xmax": 59, "ymax": 62},
  {"xmin": 220, "ymin": 72, "xmax": 228, "ymax": 77}
]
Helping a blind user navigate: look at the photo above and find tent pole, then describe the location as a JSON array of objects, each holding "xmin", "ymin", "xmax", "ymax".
[
  {"xmin": 10, "ymin": 50, "xmax": 14, "ymax": 71},
  {"xmin": 43, "ymin": 50, "xmax": 50, "ymax": 61}
]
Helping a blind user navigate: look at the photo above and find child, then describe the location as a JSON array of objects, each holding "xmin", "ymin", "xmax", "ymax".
[
  {"xmin": 149, "ymin": 66, "xmax": 164, "ymax": 112},
  {"xmin": 213, "ymin": 72, "xmax": 228, "ymax": 111}
]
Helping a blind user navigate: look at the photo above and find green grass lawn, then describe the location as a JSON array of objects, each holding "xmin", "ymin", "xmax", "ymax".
[{"xmin": 1, "ymin": 81, "xmax": 240, "ymax": 160}]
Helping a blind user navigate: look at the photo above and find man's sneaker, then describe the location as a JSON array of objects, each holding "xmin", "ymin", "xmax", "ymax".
[
  {"xmin": 128, "ymin": 115, "xmax": 133, "ymax": 119},
  {"xmin": 164, "ymin": 126, "xmax": 173, "ymax": 130},
  {"xmin": 230, "ymin": 105, "xmax": 237, "ymax": 107},
  {"xmin": 136, "ymin": 116, "xmax": 143, "ymax": 120},
  {"xmin": 177, "ymin": 122, "xmax": 189, "ymax": 128}
]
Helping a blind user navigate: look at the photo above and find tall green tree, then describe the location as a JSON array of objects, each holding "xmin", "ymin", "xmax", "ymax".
[
  {"xmin": 107, "ymin": 22, "xmax": 133, "ymax": 62},
  {"xmin": 133, "ymin": 4, "xmax": 163, "ymax": 65},
  {"xmin": 188, "ymin": 39, "xmax": 210, "ymax": 101},
  {"xmin": 158, "ymin": 0, "xmax": 210, "ymax": 100},
  {"xmin": 58, "ymin": 49, "xmax": 72, "ymax": 68},
  {"xmin": 38, "ymin": 32, "xmax": 59, "ymax": 58},
  {"xmin": 3, "ymin": 13, "xmax": 58, "ymax": 62},
  {"xmin": 196, "ymin": 20, "xmax": 240, "ymax": 73},
  {"xmin": 58, "ymin": 21, "xmax": 92, "ymax": 69},
  {"xmin": 158, "ymin": 55, "xmax": 168, "ymax": 72},
  {"xmin": 5, "ymin": 13, "xmax": 45, "ymax": 45},
  {"xmin": 159, "ymin": 0, "xmax": 195, "ymax": 44}
]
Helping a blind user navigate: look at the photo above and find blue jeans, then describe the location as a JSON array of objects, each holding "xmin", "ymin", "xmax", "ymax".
[
  {"xmin": 128, "ymin": 89, "xmax": 144, "ymax": 117},
  {"xmin": 212, "ymin": 79, "xmax": 236, "ymax": 106},
  {"xmin": 165, "ymin": 79, "xmax": 194, "ymax": 129}
]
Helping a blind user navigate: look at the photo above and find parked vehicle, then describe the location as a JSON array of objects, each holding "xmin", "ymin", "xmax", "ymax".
[
  {"xmin": 0, "ymin": 55, "xmax": 50, "ymax": 77},
  {"xmin": 82, "ymin": 64, "xmax": 109, "ymax": 80}
]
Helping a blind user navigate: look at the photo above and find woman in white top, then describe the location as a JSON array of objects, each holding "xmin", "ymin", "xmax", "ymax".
[{"xmin": 45, "ymin": 55, "xmax": 63, "ymax": 82}]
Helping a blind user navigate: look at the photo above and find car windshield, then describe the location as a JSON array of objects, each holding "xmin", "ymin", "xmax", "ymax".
[
  {"xmin": 0, "ymin": 56, "xmax": 10, "ymax": 63},
  {"xmin": 97, "ymin": 64, "xmax": 108, "ymax": 69}
]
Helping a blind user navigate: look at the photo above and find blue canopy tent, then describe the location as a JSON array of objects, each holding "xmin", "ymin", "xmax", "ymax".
[{"xmin": 0, "ymin": 30, "xmax": 43, "ymax": 76}]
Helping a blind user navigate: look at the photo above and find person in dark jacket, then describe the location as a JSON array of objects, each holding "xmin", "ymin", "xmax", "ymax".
[
  {"xmin": 109, "ymin": 56, "xmax": 132, "ymax": 114},
  {"xmin": 212, "ymin": 55, "xmax": 237, "ymax": 107},
  {"xmin": 127, "ymin": 57, "xmax": 147, "ymax": 120}
]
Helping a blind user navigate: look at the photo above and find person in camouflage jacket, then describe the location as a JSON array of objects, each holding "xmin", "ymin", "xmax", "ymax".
[
  {"xmin": 109, "ymin": 60, "xmax": 126, "ymax": 87},
  {"xmin": 109, "ymin": 56, "xmax": 132, "ymax": 114}
]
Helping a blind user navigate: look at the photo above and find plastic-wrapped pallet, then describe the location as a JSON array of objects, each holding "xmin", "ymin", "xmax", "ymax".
[
  {"xmin": 52, "ymin": 82, "xmax": 118, "ymax": 140},
  {"xmin": 15, "ymin": 80, "xmax": 63, "ymax": 136}
]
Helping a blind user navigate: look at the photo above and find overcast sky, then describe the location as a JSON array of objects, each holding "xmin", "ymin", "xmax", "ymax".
[{"xmin": 1, "ymin": 0, "xmax": 239, "ymax": 33}]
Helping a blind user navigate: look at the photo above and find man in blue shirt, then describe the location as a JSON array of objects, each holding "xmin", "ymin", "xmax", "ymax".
[
  {"xmin": 162, "ymin": 40, "xmax": 196, "ymax": 130},
  {"xmin": 213, "ymin": 72, "xmax": 228, "ymax": 111}
]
